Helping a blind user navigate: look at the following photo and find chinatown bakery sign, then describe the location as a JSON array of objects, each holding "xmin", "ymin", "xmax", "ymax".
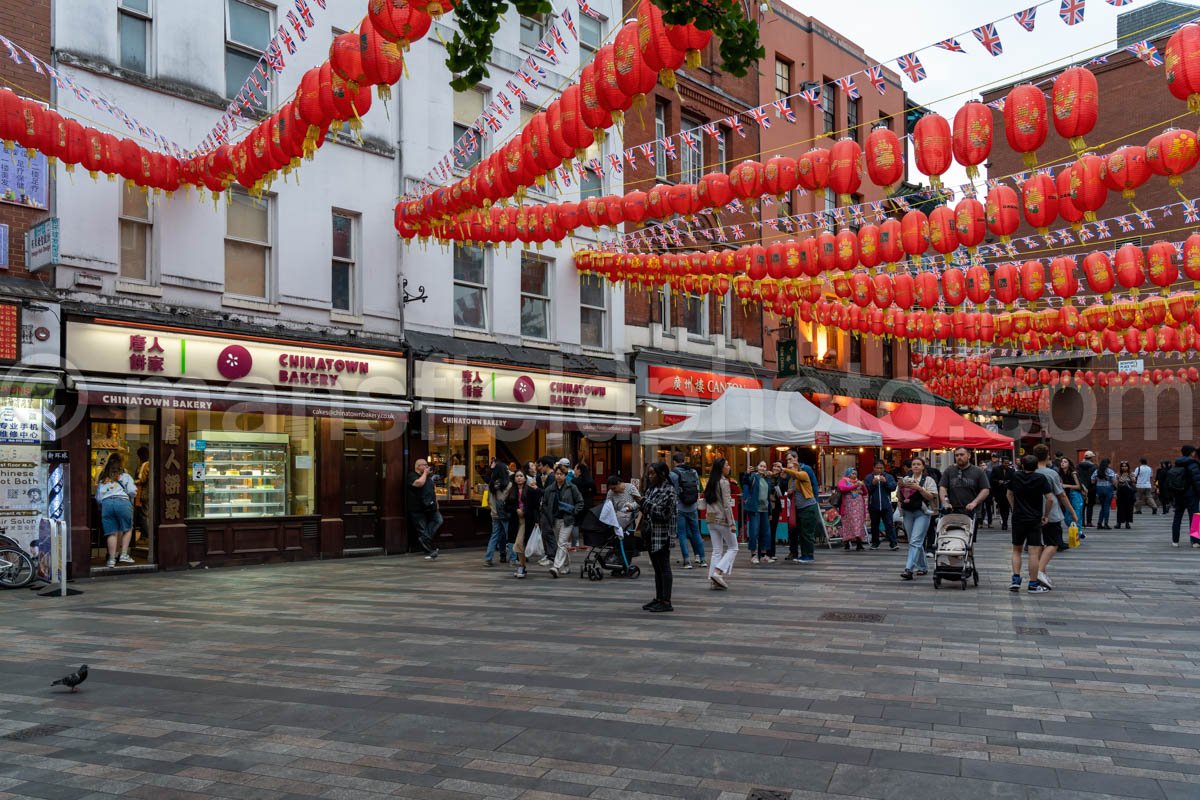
[
  {"xmin": 415, "ymin": 361, "xmax": 634, "ymax": 415},
  {"xmin": 65, "ymin": 321, "xmax": 406, "ymax": 394}
]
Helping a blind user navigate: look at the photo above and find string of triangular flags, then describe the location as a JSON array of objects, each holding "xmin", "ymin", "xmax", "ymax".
[
  {"xmin": 195, "ymin": 0, "xmax": 328, "ymax": 154},
  {"xmin": 0, "ymin": 32, "xmax": 192, "ymax": 158},
  {"xmin": 420, "ymin": 0, "xmax": 589, "ymax": 189}
]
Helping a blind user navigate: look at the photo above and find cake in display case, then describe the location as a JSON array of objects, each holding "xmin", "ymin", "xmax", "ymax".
[{"xmin": 187, "ymin": 431, "xmax": 288, "ymax": 519}]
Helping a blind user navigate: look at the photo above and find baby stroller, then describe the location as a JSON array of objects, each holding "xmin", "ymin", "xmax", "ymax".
[
  {"xmin": 932, "ymin": 512, "xmax": 978, "ymax": 590},
  {"xmin": 579, "ymin": 500, "xmax": 641, "ymax": 581}
]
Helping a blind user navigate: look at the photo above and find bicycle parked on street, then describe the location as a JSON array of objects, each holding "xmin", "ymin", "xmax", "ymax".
[{"xmin": 0, "ymin": 534, "xmax": 35, "ymax": 589}]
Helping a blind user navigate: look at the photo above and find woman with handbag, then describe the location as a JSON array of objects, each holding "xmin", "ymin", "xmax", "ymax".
[
  {"xmin": 508, "ymin": 470, "xmax": 541, "ymax": 579},
  {"xmin": 898, "ymin": 457, "xmax": 938, "ymax": 580},
  {"xmin": 703, "ymin": 458, "xmax": 737, "ymax": 590},
  {"xmin": 642, "ymin": 461, "xmax": 678, "ymax": 612}
]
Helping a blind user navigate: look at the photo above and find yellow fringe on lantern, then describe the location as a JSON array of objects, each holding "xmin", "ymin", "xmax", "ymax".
[
  {"xmin": 378, "ymin": 85, "xmax": 392, "ymax": 102},
  {"xmin": 966, "ymin": 165, "xmax": 979, "ymax": 181},
  {"xmin": 659, "ymin": 69, "xmax": 677, "ymax": 90},
  {"xmin": 594, "ymin": 127, "xmax": 606, "ymax": 143},
  {"xmin": 611, "ymin": 110, "xmax": 624, "ymax": 126},
  {"xmin": 1189, "ymin": 93, "xmax": 1200, "ymax": 113},
  {"xmin": 1068, "ymin": 136, "xmax": 1086, "ymax": 154},
  {"xmin": 685, "ymin": 50, "xmax": 701, "ymax": 70},
  {"xmin": 1022, "ymin": 152, "xmax": 1038, "ymax": 169}
]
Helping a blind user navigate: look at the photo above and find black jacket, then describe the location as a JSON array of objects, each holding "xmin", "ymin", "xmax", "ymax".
[
  {"xmin": 540, "ymin": 480, "xmax": 585, "ymax": 531},
  {"xmin": 1172, "ymin": 456, "xmax": 1200, "ymax": 503}
]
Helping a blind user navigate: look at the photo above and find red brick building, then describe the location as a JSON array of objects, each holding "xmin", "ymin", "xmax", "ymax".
[{"xmin": 982, "ymin": 1, "xmax": 1200, "ymax": 465}]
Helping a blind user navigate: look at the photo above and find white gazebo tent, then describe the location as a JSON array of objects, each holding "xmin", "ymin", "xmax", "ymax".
[{"xmin": 640, "ymin": 388, "xmax": 882, "ymax": 447}]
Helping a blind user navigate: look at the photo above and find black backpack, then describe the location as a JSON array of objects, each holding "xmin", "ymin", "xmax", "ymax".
[
  {"xmin": 674, "ymin": 466, "xmax": 700, "ymax": 506},
  {"xmin": 1168, "ymin": 464, "xmax": 1190, "ymax": 495}
]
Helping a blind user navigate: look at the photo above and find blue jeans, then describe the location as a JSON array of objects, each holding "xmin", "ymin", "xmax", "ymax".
[
  {"xmin": 485, "ymin": 518, "xmax": 509, "ymax": 563},
  {"xmin": 1069, "ymin": 491, "xmax": 1084, "ymax": 531},
  {"xmin": 903, "ymin": 510, "xmax": 931, "ymax": 573},
  {"xmin": 676, "ymin": 509, "xmax": 704, "ymax": 561},
  {"xmin": 747, "ymin": 510, "xmax": 770, "ymax": 555},
  {"xmin": 1096, "ymin": 486, "xmax": 1114, "ymax": 527}
]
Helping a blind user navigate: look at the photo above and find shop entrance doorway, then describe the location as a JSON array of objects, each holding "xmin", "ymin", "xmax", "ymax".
[
  {"xmin": 342, "ymin": 427, "xmax": 382, "ymax": 550},
  {"xmin": 89, "ymin": 421, "xmax": 156, "ymax": 570}
]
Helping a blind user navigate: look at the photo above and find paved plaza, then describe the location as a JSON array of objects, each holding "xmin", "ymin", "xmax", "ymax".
[{"xmin": 2, "ymin": 516, "xmax": 1200, "ymax": 800}]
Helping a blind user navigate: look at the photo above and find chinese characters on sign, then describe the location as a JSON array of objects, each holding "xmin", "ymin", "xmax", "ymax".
[
  {"xmin": 0, "ymin": 145, "xmax": 48, "ymax": 210},
  {"xmin": 0, "ymin": 303, "xmax": 19, "ymax": 363},
  {"xmin": 128, "ymin": 334, "xmax": 167, "ymax": 373},
  {"xmin": 647, "ymin": 366, "xmax": 763, "ymax": 401},
  {"xmin": 162, "ymin": 441, "xmax": 183, "ymax": 522},
  {"xmin": 460, "ymin": 370, "xmax": 485, "ymax": 399},
  {"xmin": 0, "ymin": 399, "xmax": 42, "ymax": 445}
]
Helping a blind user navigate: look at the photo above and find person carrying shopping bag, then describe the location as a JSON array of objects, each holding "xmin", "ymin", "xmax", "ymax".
[{"xmin": 703, "ymin": 458, "xmax": 737, "ymax": 589}]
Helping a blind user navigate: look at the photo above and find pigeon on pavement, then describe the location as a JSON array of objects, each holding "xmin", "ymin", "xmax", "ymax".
[{"xmin": 51, "ymin": 665, "xmax": 88, "ymax": 693}]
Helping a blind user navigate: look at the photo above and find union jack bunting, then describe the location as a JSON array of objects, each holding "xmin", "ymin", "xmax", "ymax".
[
  {"xmin": 562, "ymin": 8, "xmax": 577, "ymax": 38},
  {"xmin": 800, "ymin": 84, "xmax": 823, "ymax": 106},
  {"xmin": 558, "ymin": 166, "xmax": 573, "ymax": 186},
  {"xmin": 518, "ymin": 69, "xmax": 540, "ymax": 89},
  {"xmin": 526, "ymin": 58, "xmax": 547, "ymax": 82},
  {"xmin": 484, "ymin": 113, "xmax": 502, "ymax": 133},
  {"xmin": 1013, "ymin": 6, "xmax": 1038, "ymax": 30},
  {"xmin": 608, "ymin": 154, "xmax": 623, "ymax": 173},
  {"xmin": 1163, "ymin": 203, "xmax": 1174, "ymax": 218},
  {"xmin": 748, "ymin": 106, "xmax": 772, "ymax": 128},
  {"xmin": 661, "ymin": 137, "xmax": 678, "ymax": 160},
  {"xmin": 20, "ymin": 46, "xmax": 41, "ymax": 73},
  {"xmin": 1088, "ymin": 54, "xmax": 1110, "ymax": 65},
  {"xmin": 294, "ymin": 0, "xmax": 315, "ymax": 27},
  {"xmin": 896, "ymin": 52, "xmax": 926, "ymax": 82},
  {"xmin": 730, "ymin": 225, "xmax": 744, "ymax": 239},
  {"xmin": 286, "ymin": 10, "xmax": 308, "ymax": 41},
  {"xmin": 625, "ymin": 149, "xmax": 637, "ymax": 168},
  {"xmin": 1059, "ymin": 0, "xmax": 1086, "ymax": 25},
  {"xmin": 1106, "ymin": 0, "xmax": 1134, "ymax": 5},
  {"xmin": 551, "ymin": 24, "xmax": 568, "ymax": 52},
  {"xmin": 1079, "ymin": 226, "xmax": 1095, "ymax": 241},
  {"xmin": 1094, "ymin": 220, "xmax": 1111, "ymax": 238},
  {"xmin": 835, "ymin": 75, "xmax": 860, "ymax": 100},
  {"xmin": 578, "ymin": 0, "xmax": 602, "ymax": 20},
  {"xmin": 866, "ymin": 65, "xmax": 887, "ymax": 95},
  {"xmin": 587, "ymin": 158, "xmax": 603, "ymax": 176},
  {"xmin": 680, "ymin": 130, "xmax": 700, "ymax": 152},
  {"xmin": 639, "ymin": 143, "xmax": 655, "ymax": 166},
  {"xmin": 1184, "ymin": 201, "xmax": 1199, "ymax": 223},
  {"xmin": 506, "ymin": 80, "xmax": 528, "ymax": 102},
  {"xmin": 772, "ymin": 98, "xmax": 797, "ymax": 123},
  {"xmin": 715, "ymin": 228, "xmax": 728, "ymax": 242},
  {"xmin": 45, "ymin": 66, "xmax": 66, "ymax": 91},
  {"xmin": 728, "ymin": 199, "xmax": 745, "ymax": 213},
  {"xmin": 973, "ymin": 23, "xmax": 1003, "ymax": 56},
  {"xmin": 987, "ymin": 98, "xmax": 1006, "ymax": 112},
  {"xmin": 265, "ymin": 41, "xmax": 285, "ymax": 73},
  {"xmin": 277, "ymin": 26, "xmax": 297, "ymax": 55},
  {"xmin": 1117, "ymin": 216, "xmax": 1135, "ymax": 232},
  {"xmin": 728, "ymin": 115, "xmax": 746, "ymax": 137},
  {"xmin": 700, "ymin": 122, "xmax": 724, "ymax": 142},
  {"xmin": 535, "ymin": 40, "xmax": 559, "ymax": 65},
  {"xmin": 0, "ymin": 35, "xmax": 22, "ymax": 64},
  {"xmin": 935, "ymin": 38, "xmax": 965, "ymax": 53},
  {"xmin": 498, "ymin": 93, "xmax": 513, "ymax": 115},
  {"xmin": 1125, "ymin": 41, "xmax": 1163, "ymax": 67},
  {"xmin": 1137, "ymin": 210, "xmax": 1154, "ymax": 229}
]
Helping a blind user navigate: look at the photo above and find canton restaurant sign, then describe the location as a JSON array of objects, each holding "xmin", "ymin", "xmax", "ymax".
[
  {"xmin": 647, "ymin": 366, "xmax": 763, "ymax": 401},
  {"xmin": 415, "ymin": 361, "xmax": 634, "ymax": 415},
  {"xmin": 66, "ymin": 321, "xmax": 407, "ymax": 395}
]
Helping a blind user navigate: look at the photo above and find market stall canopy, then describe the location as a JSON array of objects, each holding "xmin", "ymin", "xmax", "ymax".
[
  {"xmin": 639, "ymin": 388, "xmax": 882, "ymax": 446},
  {"xmin": 832, "ymin": 401, "xmax": 931, "ymax": 449},
  {"xmin": 880, "ymin": 403, "xmax": 1014, "ymax": 450}
]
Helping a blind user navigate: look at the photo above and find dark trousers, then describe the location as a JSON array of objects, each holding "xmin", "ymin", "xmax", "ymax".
[
  {"xmin": 1172, "ymin": 498, "xmax": 1198, "ymax": 543},
  {"xmin": 869, "ymin": 506, "xmax": 896, "ymax": 546},
  {"xmin": 981, "ymin": 497, "xmax": 994, "ymax": 526},
  {"xmin": 1084, "ymin": 488, "xmax": 1097, "ymax": 526},
  {"xmin": 408, "ymin": 510, "xmax": 442, "ymax": 555},
  {"xmin": 649, "ymin": 547, "xmax": 672, "ymax": 602},
  {"xmin": 995, "ymin": 495, "xmax": 1011, "ymax": 528},
  {"xmin": 767, "ymin": 506, "xmax": 780, "ymax": 557}
]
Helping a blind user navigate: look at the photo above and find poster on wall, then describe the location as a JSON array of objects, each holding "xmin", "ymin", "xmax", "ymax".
[
  {"xmin": 0, "ymin": 144, "xmax": 49, "ymax": 210},
  {"xmin": 0, "ymin": 444, "xmax": 47, "ymax": 556}
]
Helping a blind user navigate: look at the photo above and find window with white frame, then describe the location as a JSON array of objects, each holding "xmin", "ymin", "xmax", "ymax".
[
  {"xmin": 520, "ymin": 253, "xmax": 552, "ymax": 339},
  {"xmin": 714, "ymin": 126, "xmax": 728, "ymax": 173},
  {"xmin": 453, "ymin": 244, "xmax": 488, "ymax": 330},
  {"xmin": 226, "ymin": 0, "xmax": 271, "ymax": 109},
  {"xmin": 848, "ymin": 97, "xmax": 860, "ymax": 142},
  {"xmin": 580, "ymin": 14, "xmax": 603, "ymax": 66},
  {"xmin": 659, "ymin": 287, "xmax": 672, "ymax": 332},
  {"xmin": 654, "ymin": 101, "xmax": 668, "ymax": 181},
  {"xmin": 680, "ymin": 115, "xmax": 702, "ymax": 184},
  {"xmin": 520, "ymin": 13, "xmax": 546, "ymax": 49},
  {"xmin": 824, "ymin": 188, "xmax": 836, "ymax": 231},
  {"xmin": 682, "ymin": 293, "xmax": 707, "ymax": 337},
  {"xmin": 118, "ymin": 0, "xmax": 151, "ymax": 74},
  {"xmin": 821, "ymin": 78, "xmax": 835, "ymax": 136},
  {"xmin": 225, "ymin": 189, "xmax": 271, "ymax": 299},
  {"xmin": 453, "ymin": 89, "xmax": 486, "ymax": 171},
  {"xmin": 774, "ymin": 57, "xmax": 791, "ymax": 102},
  {"xmin": 720, "ymin": 290, "xmax": 732, "ymax": 340},
  {"xmin": 579, "ymin": 273, "xmax": 607, "ymax": 349},
  {"xmin": 119, "ymin": 184, "xmax": 151, "ymax": 281},
  {"xmin": 581, "ymin": 139, "xmax": 603, "ymax": 199},
  {"xmin": 331, "ymin": 211, "xmax": 357, "ymax": 313}
]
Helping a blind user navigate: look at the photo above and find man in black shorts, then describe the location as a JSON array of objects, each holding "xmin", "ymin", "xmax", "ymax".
[{"xmin": 1007, "ymin": 454, "xmax": 1054, "ymax": 593}]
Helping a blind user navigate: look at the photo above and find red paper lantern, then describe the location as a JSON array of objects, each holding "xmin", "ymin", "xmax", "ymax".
[
  {"xmin": 878, "ymin": 218, "xmax": 903, "ymax": 264},
  {"xmin": 1055, "ymin": 168, "xmax": 1085, "ymax": 229},
  {"xmin": 1147, "ymin": 128, "xmax": 1200, "ymax": 187},
  {"xmin": 1165, "ymin": 23, "xmax": 1200, "ymax": 112},
  {"xmin": 914, "ymin": 272, "xmax": 940, "ymax": 309},
  {"xmin": 985, "ymin": 184, "xmax": 1020, "ymax": 241},
  {"xmin": 994, "ymin": 263, "xmax": 1020, "ymax": 307},
  {"xmin": 872, "ymin": 274, "xmax": 894, "ymax": 307},
  {"xmin": 858, "ymin": 225, "xmax": 881, "ymax": 270},
  {"xmin": 1049, "ymin": 256, "xmax": 1079, "ymax": 299},
  {"xmin": 954, "ymin": 197, "xmax": 986, "ymax": 250},
  {"xmin": 834, "ymin": 228, "xmax": 859, "ymax": 272},
  {"xmin": 796, "ymin": 147, "xmax": 830, "ymax": 192},
  {"xmin": 579, "ymin": 63, "xmax": 613, "ymax": 142},
  {"xmin": 1020, "ymin": 260, "xmax": 1046, "ymax": 303},
  {"xmin": 893, "ymin": 273, "xmax": 915, "ymax": 309},
  {"xmin": 865, "ymin": 125, "xmax": 903, "ymax": 190},
  {"xmin": 1051, "ymin": 67, "xmax": 1098, "ymax": 153},
  {"xmin": 1115, "ymin": 244, "xmax": 1147, "ymax": 293},
  {"xmin": 1069, "ymin": 154, "xmax": 1108, "ymax": 223},
  {"xmin": 1021, "ymin": 172, "xmax": 1058, "ymax": 234},
  {"xmin": 637, "ymin": 1, "xmax": 686, "ymax": 89},
  {"xmin": 330, "ymin": 32, "xmax": 369, "ymax": 91},
  {"xmin": 952, "ymin": 101, "xmax": 992, "ymax": 181},
  {"xmin": 1184, "ymin": 233, "xmax": 1200, "ymax": 285},
  {"xmin": 828, "ymin": 138, "xmax": 862, "ymax": 204},
  {"xmin": 666, "ymin": 21, "xmax": 713, "ymax": 69},
  {"xmin": 763, "ymin": 156, "xmax": 799, "ymax": 199},
  {"xmin": 1104, "ymin": 145, "xmax": 1150, "ymax": 203},
  {"xmin": 360, "ymin": 21, "xmax": 404, "ymax": 99},
  {"xmin": 816, "ymin": 231, "xmax": 837, "ymax": 273},
  {"xmin": 900, "ymin": 210, "xmax": 929, "ymax": 259},
  {"xmin": 593, "ymin": 45, "xmax": 632, "ymax": 125},
  {"xmin": 729, "ymin": 160, "xmax": 765, "ymax": 200},
  {"xmin": 1146, "ymin": 240, "xmax": 1180, "ymax": 292},
  {"xmin": 913, "ymin": 113, "xmax": 952, "ymax": 189},
  {"xmin": 965, "ymin": 264, "xmax": 992, "ymax": 307},
  {"xmin": 798, "ymin": 237, "xmax": 821, "ymax": 277},
  {"xmin": 942, "ymin": 267, "xmax": 967, "ymax": 306},
  {"xmin": 614, "ymin": 22, "xmax": 658, "ymax": 104},
  {"xmin": 927, "ymin": 205, "xmax": 959, "ymax": 258},
  {"xmin": 698, "ymin": 171, "xmax": 733, "ymax": 209},
  {"xmin": 850, "ymin": 272, "xmax": 874, "ymax": 307},
  {"xmin": 369, "ymin": 0, "xmax": 432, "ymax": 50},
  {"xmin": 1004, "ymin": 84, "xmax": 1048, "ymax": 168}
]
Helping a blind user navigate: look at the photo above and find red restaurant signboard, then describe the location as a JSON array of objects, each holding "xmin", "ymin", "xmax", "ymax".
[{"xmin": 647, "ymin": 366, "xmax": 762, "ymax": 401}]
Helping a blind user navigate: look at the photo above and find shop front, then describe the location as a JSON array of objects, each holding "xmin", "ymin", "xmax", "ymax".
[
  {"xmin": 634, "ymin": 352, "xmax": 769, "ymax": 479},
  {"xmin": 63, "ymin": 319, "xmax": 410, "ymax": 577},
  {"xmin": 411, "ymin": 359, "xmax": 638, "ymax": 548}
]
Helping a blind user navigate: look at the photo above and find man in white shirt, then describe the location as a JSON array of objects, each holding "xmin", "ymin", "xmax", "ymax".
[{"xmin": 1133, "ymin": 457, "xmax": 1159, "ymax": 515}]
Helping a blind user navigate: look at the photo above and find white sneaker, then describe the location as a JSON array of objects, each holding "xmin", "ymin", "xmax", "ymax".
[
  {"xmin": 750, "ymin": 556, "xmax": 759, "ymax": 565},
  {"xmin": 105, "ymin": 558, "xmax": 115, "ymax": 568},
  {"xmin": 695, "ymin": 559, "xmax": 707, "ymax": 567},
  {"xmin": 682, "ymin": 562, "xmax": 693, "ymax": 569},
  {"xmin": 118, "ymin": 553, "xmax": 135, "ymax": 564},
  {"xmin": 1173, "ymin": 542, "xmax": 1180, "ymax": 548},
  {"xmin": 1037, "ymin": 571, "xmax": 1054, "ymax": 590},
  {"xmin": 763, "ymin": 556, "xmax": 775, "ymax": 564},
  {"xmin": 538, "ymin": 558, "xmax": 551, "ymax": 566}
]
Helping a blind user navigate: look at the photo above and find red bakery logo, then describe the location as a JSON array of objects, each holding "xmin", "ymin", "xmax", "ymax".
[
  {"xmin": 512, "ymin": 375, "xmax": 536, "ymax": 403},
  {"xmin": 217, "ymin": 345, "xmax": 253, "ymax": 380}
]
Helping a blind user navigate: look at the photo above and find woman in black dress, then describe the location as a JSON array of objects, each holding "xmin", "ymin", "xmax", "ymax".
[{"xmin": 1115, "ymin": 460, "xmax": 1136, "ymax": 530}]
